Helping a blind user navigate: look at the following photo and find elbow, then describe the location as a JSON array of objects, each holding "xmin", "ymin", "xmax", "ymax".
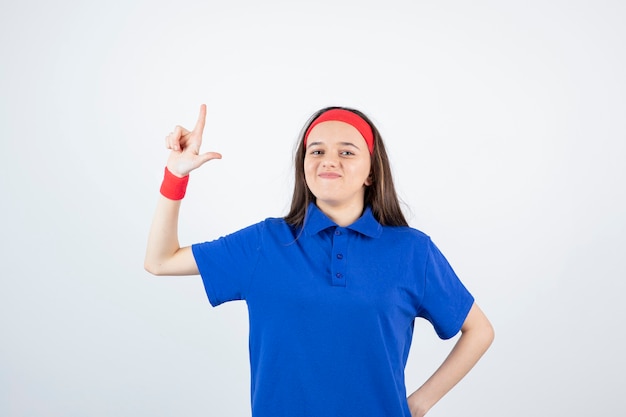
[
  {"xmin": 466, "ymin": 320, "xmax": 494, "ymax": 357},
  {"xmin": 476, "ymin": 309, "xmax": 495, "ymax": 345},
  {"xmin": 477, "ymin": 316, "xmax": 495, "ymax": 353},
  {"xmin": 462, "ymin": 310, "xmax": 495, "ymax": 353},
  {"xmin": 144, "ymin": 261, "xmax": 157, "ymax": 275},
  {"xmin": 144, "ymin": 259, "xmax": 164, "ymax": 276},
  {"xmin": 484, "ymin": 320, "xmax": 495, "ymax": 348},
  {"xmin": 464, "ymin": 303, "xmax": 495, "ymax": 350}
]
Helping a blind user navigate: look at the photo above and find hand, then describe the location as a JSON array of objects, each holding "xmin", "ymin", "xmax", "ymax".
[
  {"xmin": 164, "ymin": 104, "xmax": 222, "ymax": 177},
  {"xmin": 407, "ymin": 394, "xmax": 428, "ymax": 417}
]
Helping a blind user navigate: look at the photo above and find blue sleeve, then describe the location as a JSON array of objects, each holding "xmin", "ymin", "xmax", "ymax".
[
  {"xmin": 191, "ymin": 222, "xmax": 264, "ymax": 307},
  {"xmin": 417, "ymin": 239, "xmax": 475, "ymax": 340}
]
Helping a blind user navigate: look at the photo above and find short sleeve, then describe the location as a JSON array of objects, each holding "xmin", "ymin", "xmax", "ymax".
[
  {"xmin": 417, "ymin": 239, "xmax": 475, "ymax": 339},
  {"xmin": 191, "ymin": 222, "xmax": 264, "ymax": 307}
]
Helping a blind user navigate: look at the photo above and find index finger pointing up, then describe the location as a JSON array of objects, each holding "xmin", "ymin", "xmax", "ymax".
[{"xmin": 193, "ymin": 104, "xmax": 207, "ymax": 134}]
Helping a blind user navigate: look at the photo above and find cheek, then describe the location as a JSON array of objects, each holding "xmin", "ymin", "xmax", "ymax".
[
  {"xmin": 358, "ymin": 161, "xmax": 372, "ymax": 181},
  {"xmin": 303, "ymin": 159, "xmax": 316, "ymax": 178}
]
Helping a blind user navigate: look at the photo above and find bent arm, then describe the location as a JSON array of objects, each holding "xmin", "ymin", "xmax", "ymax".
[
  {"xmin": 407, "ymin": 302, "xmax": 494, "ymax": 417},
  {"xmin": 144, "ymin": 104, "xmax": 221, "ymax": 276},
  {"xmin": 144, "ymin": 195, "xmax": 198, "ymax": 276}
]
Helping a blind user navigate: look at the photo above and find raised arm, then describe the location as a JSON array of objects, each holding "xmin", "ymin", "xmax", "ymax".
[
  {"xmin": 144, "ymin": 104, "xmax": 222, "ymax": 276},
  {"xmin": 407, "ymin": 302, "xmax": 494, "ymax": 417}
]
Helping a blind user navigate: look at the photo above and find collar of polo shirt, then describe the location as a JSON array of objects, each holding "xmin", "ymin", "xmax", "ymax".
[{"xmin": 303, "ymin": 203, "xmax": 382, "ymax": 238}]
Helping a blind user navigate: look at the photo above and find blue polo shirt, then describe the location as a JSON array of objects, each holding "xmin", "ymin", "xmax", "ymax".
[{"xmin": 192, "ymin": 203, "xmax": 474, "ymax": 417}]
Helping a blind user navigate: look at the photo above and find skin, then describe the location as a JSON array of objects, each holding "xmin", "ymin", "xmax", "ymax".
[
  {"xmin": 304, "ymin": 121, "xmax": 373, "ymax": 227},
  {"xmin": 406, "ymin": 303, "xmax": 494, "ymax": 416},
  {"xmin": 145, "ymin": 105, "xmax": 494, "ymax": 416},
  {"xmin": 144, "ymin": 104, "xmax": 219, "ymax": 276}
]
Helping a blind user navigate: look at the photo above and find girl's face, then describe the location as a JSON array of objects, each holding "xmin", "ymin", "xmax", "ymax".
[{"xmin": 304, "ymin": 121, "xmax": 372, "ymax": 213}]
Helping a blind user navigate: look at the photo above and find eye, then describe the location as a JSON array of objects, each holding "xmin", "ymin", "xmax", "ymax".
[
  {"xmin": 340, "ymin": 150, "xmax": 354, "ymax": 156},
  {"xmin": 309, "ymin": 150, "xmax": 323, "ymax": 155}
]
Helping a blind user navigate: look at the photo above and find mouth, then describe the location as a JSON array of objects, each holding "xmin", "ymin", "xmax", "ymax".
[{"xmin": 319, "ymin": 172, "xmax": 341, "ymax": 179}]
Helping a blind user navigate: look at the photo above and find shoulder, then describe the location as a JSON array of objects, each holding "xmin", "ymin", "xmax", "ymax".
[
  {"xmin": 261, "ymin": 216, "xmax": 294, "ymax": 232},
  {"xmin": 225, "ymin": 216, "xmax": 290, "ymax": 234},
  {"xmin": 379, "ymin": 224, "xmax": 432, "ymax": 244},
  {"xmin": 256, "ymin": 217, "xmax": 299, "ymax": 241},
  {"xmin": 193, "ymin": 217, "xmax": 292, "ymax": 255},
  {"xmin": 263, "ymin": 216, "xmax": 290, "ymax": 227},
  {"xmin": 208, "ymin": 217, "xmax": 295, "ymax": 241},
  {"xmin": 363, "ymin": 225, "xmax": 436, "ymax": 261}
]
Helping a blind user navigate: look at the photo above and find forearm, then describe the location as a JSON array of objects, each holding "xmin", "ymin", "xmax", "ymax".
[
  {"xmin": 144, "ymin": 104, "xmax": 218, "ymax": 276},
  {"xmin": 144, "ymin": 195, "xmax": 190, "ymax": 275},
  {"xmin": 407, "ymin": 304, "xmax": 494, "ymax": 416}
]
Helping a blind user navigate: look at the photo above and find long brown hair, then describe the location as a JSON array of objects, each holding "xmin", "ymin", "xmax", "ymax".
[{"xmin": 284, "ymin": 106, "xmax": 408, "ymax": 228}]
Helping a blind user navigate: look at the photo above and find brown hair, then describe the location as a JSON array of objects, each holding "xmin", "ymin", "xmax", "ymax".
[{"xmin": 284, "ymin": 106, "xmax": 408, "ymax": 228}]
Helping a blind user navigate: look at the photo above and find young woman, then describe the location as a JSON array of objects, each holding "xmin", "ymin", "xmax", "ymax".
[{"xmin": 145, "ymin": 104, "xmax": 494, "ymax": 417}]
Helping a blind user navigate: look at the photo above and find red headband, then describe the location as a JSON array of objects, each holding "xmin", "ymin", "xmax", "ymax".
[{"xmin": 304, "ymin": 109, "xmax": 374, "ymax": 154}]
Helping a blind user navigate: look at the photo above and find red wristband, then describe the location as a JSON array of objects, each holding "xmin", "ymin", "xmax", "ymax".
[{"xmin": 160, "ymin": 167, "xmax": 189, "ymax": 200}]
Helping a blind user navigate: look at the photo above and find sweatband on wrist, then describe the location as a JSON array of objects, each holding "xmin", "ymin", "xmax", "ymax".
[
  {"xmin": 304, "ymin": 108, "xmax": 375, "ymax": 154},
  {"xmin": 160, "ymin": 167, "xmax": 189, "ymax": 200}
]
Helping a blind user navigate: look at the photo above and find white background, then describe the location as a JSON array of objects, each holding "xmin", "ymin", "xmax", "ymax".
[{"xmin": 1, "ymin": 0, "xmax": 625, "ymax": 415}]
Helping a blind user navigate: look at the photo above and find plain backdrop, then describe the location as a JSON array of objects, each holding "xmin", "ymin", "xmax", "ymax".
[{"xmin": 1, "ymin": 0, "xmax": 625, "ymax": 415}]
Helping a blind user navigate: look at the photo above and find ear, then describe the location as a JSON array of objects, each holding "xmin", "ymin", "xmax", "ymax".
[{"xmin": 364, "ymin": 174, "xmax": 373, "ymax": 186}]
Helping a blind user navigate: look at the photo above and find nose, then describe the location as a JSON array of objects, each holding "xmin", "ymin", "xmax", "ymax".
[{"xmin": 321, "ymin": 154, "xmax": 338, "ymax": 168}]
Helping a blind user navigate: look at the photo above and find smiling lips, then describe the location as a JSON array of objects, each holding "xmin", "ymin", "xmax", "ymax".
[{"xmin": 319, "ymin": 172, "xmax": 341, "ymax": 179}]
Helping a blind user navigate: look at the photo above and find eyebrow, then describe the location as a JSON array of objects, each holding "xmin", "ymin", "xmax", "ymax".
[{"xmin": 306, "ymin": 141, "xmax": 361, "ymax": 150}]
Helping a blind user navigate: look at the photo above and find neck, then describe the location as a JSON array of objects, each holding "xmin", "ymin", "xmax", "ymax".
[{"xmin": 316, "ymin": 200, "xmax": 364, "ymax": 227}]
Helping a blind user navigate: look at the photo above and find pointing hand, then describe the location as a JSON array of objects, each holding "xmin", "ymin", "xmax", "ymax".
[{"xmin": 164, "ymin": 104, "xmax": 222, "ymax": 177}]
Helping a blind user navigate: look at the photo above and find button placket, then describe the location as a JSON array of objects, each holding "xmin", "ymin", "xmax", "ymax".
[{"xmin": 331, "ymin": 228, "xmax": 347, "ymax": 287}]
